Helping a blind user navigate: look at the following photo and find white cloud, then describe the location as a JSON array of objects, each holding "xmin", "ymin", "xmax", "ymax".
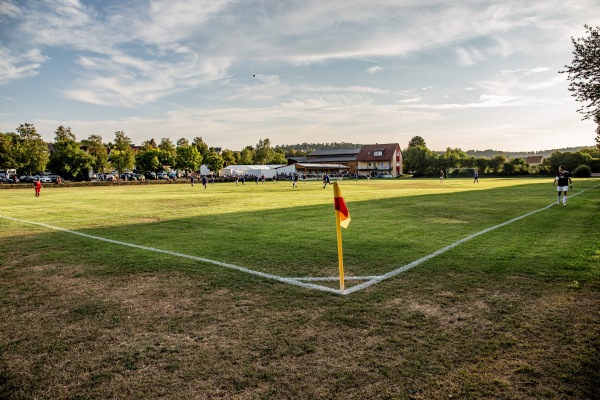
[
  {"xmin": 0, "ymin": 46, "xmax": 47, "ymax": 84},
  {"xmin": 366, "ymin": 66, "xmax": 382, "ymax": 74}
]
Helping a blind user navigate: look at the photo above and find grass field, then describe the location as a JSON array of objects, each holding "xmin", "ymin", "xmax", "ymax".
[{"xmin": 0, "ymin": 177, "xmax": 599, "ymax": 399}]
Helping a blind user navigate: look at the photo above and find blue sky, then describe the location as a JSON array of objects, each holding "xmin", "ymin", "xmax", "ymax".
[{"xmin": 0, "ymin": 0, "xmax": 598, "ymax": 151}]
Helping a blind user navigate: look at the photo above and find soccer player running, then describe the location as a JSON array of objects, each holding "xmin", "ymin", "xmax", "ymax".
[
  {"xmin": 553, "ymin": 165, "xmax": 572, "ymax": 206},
  {"xmin": 34, "ymin": 179, "xmax": 42, "ymax": 197}
]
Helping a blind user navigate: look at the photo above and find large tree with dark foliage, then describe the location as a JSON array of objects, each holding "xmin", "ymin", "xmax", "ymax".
[{"xmin": 561, "ymin": 25, "xmax": 600, "ymax": 148}]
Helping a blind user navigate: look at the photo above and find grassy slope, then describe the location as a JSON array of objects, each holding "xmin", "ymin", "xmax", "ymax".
[{"xmin": 0, "ymin": 178, "xmax": 598, "ymax": 399}]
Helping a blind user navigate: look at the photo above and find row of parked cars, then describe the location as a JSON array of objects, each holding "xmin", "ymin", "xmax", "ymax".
[
  {"xmin": 95, "ymin": 171, "xmax": 180, "ymax": 181},
  {"xmin": 0, "ymin": 174, "xmax": 63, "ymax": 183}
]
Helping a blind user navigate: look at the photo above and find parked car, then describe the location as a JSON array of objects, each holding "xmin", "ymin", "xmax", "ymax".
[
  {"xmin": 156, "ymin": 172, "xmax": 168, "ymax": 180},
  {"xmin": 133, "ymin": 174, "xmax": 145, "ymax": 181},
  {"xmin": 34, "ymin": 175, "xmax": 52, "ymax": 183},
  {"xmin": 19, "ymin": 175, "xmax": 35, "ymax": 183},
  {"xmin": 145, "ymin": 172, "xmax": 157, "ymax": 180},
  {"xmin": 48, "ymin": 175, "xmax": 62, "ymax": 183}
]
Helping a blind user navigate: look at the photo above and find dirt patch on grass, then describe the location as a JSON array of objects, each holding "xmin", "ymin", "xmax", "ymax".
[{"xmin": 1, "ymin": 256, "xmax": 599, "ymax": 399}]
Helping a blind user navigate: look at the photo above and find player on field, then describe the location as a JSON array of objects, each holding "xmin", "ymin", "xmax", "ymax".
[
  {"xmin": 474, "ymin": 170, "xmax": 479, "ymax": 183},
  {"xmin": 34, "ymin": 179, "xmax": 42, "ymax": 197},
  {"xmin": 553, "ymin": 165, "xmax": 572, "ymax": 206}
]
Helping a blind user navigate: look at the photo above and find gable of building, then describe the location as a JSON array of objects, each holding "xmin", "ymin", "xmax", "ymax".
[{"xmin": 356, "ymin": 143, "xmax": 400, "ymax": 161}]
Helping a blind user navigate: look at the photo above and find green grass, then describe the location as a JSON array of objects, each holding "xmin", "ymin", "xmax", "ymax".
[{"xmin": 0, "ymin": 177, "xmax": 598, "ymax": 399}]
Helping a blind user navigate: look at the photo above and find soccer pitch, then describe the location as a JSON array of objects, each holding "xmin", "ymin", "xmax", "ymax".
[
  {"xmin": 0, "ymin": 177, "xmax": 599, "ymax": 398},
  {"xmin": 0, "ymin": 178, "xmax": 599, "ymax": 293}
]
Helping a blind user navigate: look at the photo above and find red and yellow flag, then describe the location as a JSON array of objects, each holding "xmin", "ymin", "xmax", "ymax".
[{"xmin": 333, "ymin": 182, "xmax": 351, "ymax": 228}]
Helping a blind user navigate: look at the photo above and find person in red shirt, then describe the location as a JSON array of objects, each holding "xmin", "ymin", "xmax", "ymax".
[{"xmin": 34, "ymin": 179, "xmax": 42, "ymax": 197}]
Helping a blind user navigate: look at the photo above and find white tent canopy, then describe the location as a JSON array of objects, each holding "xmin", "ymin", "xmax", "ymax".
[{"xmin": 220, "ymin": 165, "xmax": 284, "ymax": 178}]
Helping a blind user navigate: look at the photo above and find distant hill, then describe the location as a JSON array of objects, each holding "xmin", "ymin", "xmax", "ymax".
[
  {"xmin": 276, "ymin": 142, "xmax": 363, "ymax": 153},
  {"xmin": 460, "ymin": 146, "xmax": 592, "ymax": 158},
  {"xmin": 279, "ymin": 143, "xmax": 592, "ymax": 158}
]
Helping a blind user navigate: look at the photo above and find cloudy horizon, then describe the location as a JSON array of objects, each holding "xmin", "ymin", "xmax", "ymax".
[{"xmin": 0, "ymin": 0, "xmax": 598, "ymax": 151}]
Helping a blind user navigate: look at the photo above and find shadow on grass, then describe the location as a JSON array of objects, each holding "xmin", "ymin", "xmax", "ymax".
[{"xmin": 1, "ymin": 180, "xmax": 598, "ymax": 287}]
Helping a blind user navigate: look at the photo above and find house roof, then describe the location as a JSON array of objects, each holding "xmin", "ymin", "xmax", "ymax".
[
  {"xmin": 222, "ymin": 164, "xmax": 284, "ymax": 171},
  {"xmin": 525, "ymin": 155, "xmax": 544, "ymax": 165},
  {"xmin": 307, "ymin": 148, "xmax": 361, "ymax": 157},
  {"xmin": 289, "ymin": 163, "xmax": 350, "ymax": 169},
  {"xmin": 356, "ymin": 143, "xmax": 400, "ymax": 161},
  {"xmin": 302, "ymin": 156, "xmax": 358, "ymax": 163}
]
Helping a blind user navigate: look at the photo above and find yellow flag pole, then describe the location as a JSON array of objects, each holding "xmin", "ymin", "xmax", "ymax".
[{"xmin": 333, "ymin": 183, "xmax": 345, "ymax": 292}]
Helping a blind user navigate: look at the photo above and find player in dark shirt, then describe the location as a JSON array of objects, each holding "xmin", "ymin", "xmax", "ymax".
[{"xmin": 553, "ymin": 165, "xmax": 572, "ymax": 206}]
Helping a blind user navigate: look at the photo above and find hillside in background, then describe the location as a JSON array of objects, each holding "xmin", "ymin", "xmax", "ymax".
[
  {"xmin": 279, "ymin": 143, "xmax": 592, "ymax": 158},
  {"xmin": 460, "ymin": 146, "xmax": 591, "ymax": 158}
]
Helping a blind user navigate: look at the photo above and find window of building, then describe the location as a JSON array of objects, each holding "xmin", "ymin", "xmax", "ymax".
[{"xmin": 373, "ymin": 150, "xmax": 383, "ymax": 156}]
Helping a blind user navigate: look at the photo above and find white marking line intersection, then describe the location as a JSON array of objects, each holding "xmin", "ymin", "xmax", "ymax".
[{"xmin": 1, "ymin": 184, "xmax": 596, "ymax": 295}]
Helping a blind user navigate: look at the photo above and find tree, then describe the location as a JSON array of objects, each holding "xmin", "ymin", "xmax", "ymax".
[
  {"xmin": 254, "ymin": 138, "xmax": 274, "ymax": 164},
  {"xmin": 271, "ymin": 147, "xmax": 287, "ymax": 164},
  {"xmin": 141, "ymin": 138, "xmax": 157, "ymax": 151},
  {"xmin": 177, "ymin": 137, "xmax": 189, "ymax": 147},
  {"xmin": 136, "ymin": 149, "xmax": 162, "ymax": 173},
  {"xmin": 204, "ymin": 151, "xmax": 224, "ymax": 174},
  {"xmin": 403, "ymin": 146, "xmax": 435, "ymax": 176},
  {"xmin": 407, "ymin": 136, "xmax": 427, "ymax": 148},
  {"xmin": 47, "ymin": 126, "xmax": 92, "ymax": 180},
  {"xmin": 439, "ymin": 147, "xmax": 468, "ymax": 170},
  {"xmin": 113, "ymin": 130, "xmax": 132, "ymax": 151},
  {"xmin": 192, "ymin": 137, "xmax": 209, "ymax": 158},
  {"xmin": 109, "ymin": 131, "xmax": 135, "ymax": 173},
  {"xmin": 488, "ymin": 154, "xmax": 508, "ymax": 175},
  {"xmin": 0, "ymin": 132, "xmax": 20, "ymax": 169},
  {"xmin": 159, "ymin": 138, "xmax": 176, "ymax": 157},
  {"xmin": 561, "ymin": 25, "xmax": 600, "ymax": 145},
  {"xmin": 16, "ymin": 123, "xmax": 49, "ymax": 174},
  {"xmin": 239, "ymin": 146, "xmax": 254, "ymax": 164},
  {"xmin": 221, "ymin": 149, "xmax": 236, "ymax": 166},
  {"xmin": 596, "ymin": 114, "xmax": 600, "ymax": 149},
  {"xmin": 546, "ymin": 150, "xmax": 593, "ymax": 173},
  {"xmin": 81, "ymin": 134, "xmax": 109, "ymax": 173},
  {"xmin": 174, "ymin": 145, "xmax": 202, "ymax": 175},
  {"xmin": 110, "ymin": 150, "xmax": 135, "ymax": 174}
]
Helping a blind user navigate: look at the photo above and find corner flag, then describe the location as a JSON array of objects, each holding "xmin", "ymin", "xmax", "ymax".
[
  {"xmin": 333, "ymin": 183, "xmax": 351, "ymax": 229},
  {"xmin": 333, "ymin": 182, "xmax": 350, "ymax": 292}
]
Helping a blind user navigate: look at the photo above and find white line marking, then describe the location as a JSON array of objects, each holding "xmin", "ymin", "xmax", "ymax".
[
  {"xmin": 1, "ymin": 184, "xmax": 597, "ymax": 295},
  {"xmin": 342, "ymin": 184, "xmax": 600, "ymax": 295},
  {"xmin": 0, "ymin": 215, "xmax": 340, "ymax": 294},
  {"xmin": 293, "ymin": 276, "xmax": 382, "ymax": 282}
]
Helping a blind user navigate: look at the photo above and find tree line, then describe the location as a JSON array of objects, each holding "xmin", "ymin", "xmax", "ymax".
[
  {"xmin": 403, "ymin": 136, "xmax": 599, "ymax": 178},
  {"xmin": 0, "ymin": 124, "xmax": 297, "ymax": 180}
]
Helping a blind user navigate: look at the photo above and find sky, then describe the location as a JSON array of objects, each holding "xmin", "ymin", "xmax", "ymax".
[{"xmin": 0, "ymin": 0, "xmax": 599, "ymax": 152}]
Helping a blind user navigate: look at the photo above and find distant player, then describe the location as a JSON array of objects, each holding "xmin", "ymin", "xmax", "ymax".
[
  {"xmin": 474, "ymin": 170, "xmax": 479, "ymax": 183},
  {"xmin": 292, "ymin": 173, "xmax": 299, "ymax": 189},
  {"xmin": 322, "ymin": 173, "xmax": 331, "ymax": 188},
  {"xmin": 34, "ymin": 179, "xmax": 42, "ymax": 197},
  {"xmin": 440, "ymin": 170, "xmax": 444, "ymax": 183},
  {"xmin": 554, "ymin": 165, "xmax": 572, "ymax": 206},
  {"xmin": 202, "ymin": 175, "xmax": 208, "ymax": 189}
]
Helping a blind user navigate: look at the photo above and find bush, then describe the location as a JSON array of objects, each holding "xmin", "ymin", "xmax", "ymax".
[{"xmin": 572, "ymin": 164, "xmax": 592, "ymax": 177}]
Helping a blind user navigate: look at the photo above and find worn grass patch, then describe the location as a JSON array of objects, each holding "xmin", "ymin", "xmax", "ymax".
[{"xmin": 0, "ymin": 178, "xmax": 599, "ymax": 399}]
